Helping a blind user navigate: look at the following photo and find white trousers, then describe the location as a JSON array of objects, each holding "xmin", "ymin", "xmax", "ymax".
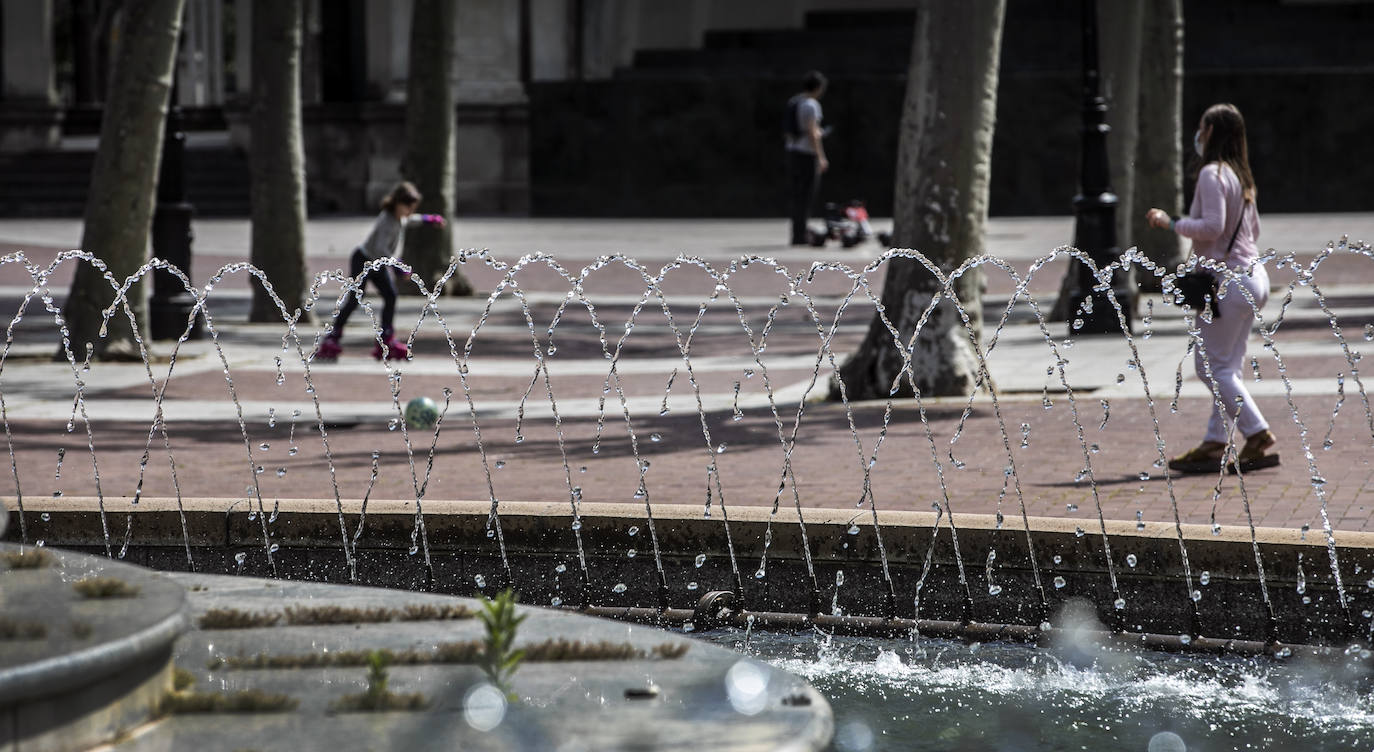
[{"xmin": 1194, "ymin": 264, "xmax": 1270, "ymax": 443}]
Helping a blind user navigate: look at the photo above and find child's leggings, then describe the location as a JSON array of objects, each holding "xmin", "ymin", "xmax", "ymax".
[{"xmin": 333, "ymin": 248, "xmax": 397, "ymax": 335}]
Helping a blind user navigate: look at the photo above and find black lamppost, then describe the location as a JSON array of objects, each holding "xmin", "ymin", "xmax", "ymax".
[
  {"xmin": 149, "ymin": 86, "xmax": 203, "ymax": 341},
  {"xmin": 1066, "ymin": 0, "xmax": 1134, "ymax": 335}
]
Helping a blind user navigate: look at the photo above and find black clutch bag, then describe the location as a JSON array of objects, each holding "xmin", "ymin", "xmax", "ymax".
[{"xmin": 1174, "ymin": 203, "xmax": 1246, "ymax": 318}]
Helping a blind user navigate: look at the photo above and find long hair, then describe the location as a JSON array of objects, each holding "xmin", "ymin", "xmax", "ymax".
[
  {"xmin": 380, "ymin": 181, "xmax": 422, "ymax": 213},
  {"xmin": 1196, "ymin": 103, "xmax": 1257, "ymax": 203}
]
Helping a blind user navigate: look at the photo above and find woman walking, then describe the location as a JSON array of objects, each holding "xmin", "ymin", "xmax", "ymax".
[
  {"xmin": 316, "ymin": 181, "xmax": 444, "ymax": 361},
  {"xmin": 1147, "ymin": 103, "xmax": 1279, "ymax": 474}
]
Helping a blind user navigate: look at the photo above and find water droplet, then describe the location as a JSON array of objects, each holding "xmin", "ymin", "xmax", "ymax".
[
  {"xmin": 612, "ymin": 583, "xmax": 627, "ymax": 593},
  {"xmin": 550, "ymin": 596, "xmax": 562, "ymax": 606},
  {"xmin": 754, "ymin": 568, "xmax": 766, "ymax": 579},
  {"xmin": 269, "ymin": 543, "xmax": 280, "ymax": 554},
  {"xmin": 408, "ymin": 545, "xmax": 419, "ymax": 555},
  {"xmin": 1126, "ymin": 554, "xmax": 1137, "ymax": 567},
  {"xmin": 388, "ymin": 418, "xmax": 398, "ymax": 431},
  {"xmin": 571, "ymin": 520, "xmax": 582, "ymax": 531},
  {"xmin": 287, "ymin": 446, "xmax": 298, "ymax": 456},
  {"xmin": 716, "ymin": 443, "xmax": 727, "ymax": 454},
  {"xmin": 40, "ymin": 513, "xmax": 50, "ymax": 522},
  {"xmin": 847, "ymin": 524, "xmax": 860, "ymax": 535},
  {"xmin": 988, "ymin": 584, "xmax": 1003, "ymax": 596},
  {"xmin": 626, "ymin": 549, "xmax": 637, "ymax": 558},
  {"xmin": 1053, "ymin": 576, "xmax": 1066, "ymax": 589},
  {"xmin": 1074, "ymin": 527, "xmax": 1085, "ymax": 538},
  {"xmin": 234, "ymin": 552, "xmax": 247, "ymax": 564},
  {"xmin": 579, "ymin": 466, "xmax": 587, "ymax": 473},
  {"xmin": 494, "ymin": 460, "xmax": 506, "ymax": 470},
  {"xmin": 1138, "ymin": 471, "xmax": 1150, "ymax": 481},
  {"xmin": 687, "ymin": 581, "xmax": 699, "ymax": 591},
  {"xmin": 554, "ymin": 563, "xmax": 566, "ymax": 574},
  {"xmin": 35, "ymin": 540, "xmax": 44, "ymax": 547},
  {"xmin": 475, "ymin": 575, "xmax": 486, "ymax": 588},
  {"xmin": 1114, "ymin": 598, "xmax": 1126, "ymax": 610},
  {"xmin": 1065, "ymin": 503, "xmax": 1078, "ymax": 512},
  {"xmin": 1191, "ymin": 589, "xmax": 1202, "ymax": 602},
  {"xmin": 628, "ymin": 526, "xmax": 639, "ymax": 536},
  {"xmin": 695, "ymin": 554, "xmax": 707, "ymax": 568},
  {"xmin": 650, "ymin": 433, "xmax": 662, "ymax": 443},
  {"xmin": 1053, "ymin": 555, "xmax": 1062, "ymax": 565},
  {"xmin": 1115, "ymin": 373, "xmax": 1125, "ymax": 384},
  {"xmin": 1200, "ymin": 571, "xmax": 1211, "ymax": 586}
]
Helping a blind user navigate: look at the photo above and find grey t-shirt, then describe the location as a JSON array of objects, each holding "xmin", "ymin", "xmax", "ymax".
[
  {"xmin": 357, "ymin": 211, "xmax": 422, "ymax": 260},
  {"xmin": 785, "ymin": 97, "xmax": 822, "ymax": 154}
]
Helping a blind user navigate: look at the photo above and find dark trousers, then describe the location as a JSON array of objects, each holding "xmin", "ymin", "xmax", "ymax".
[
  {"xmin": 788, "ymin": 150, "xmax": 819, "ymax": 244},
  {"xmin": 333, "ymin": 249, "xmax": 397, "ymax": 335}
]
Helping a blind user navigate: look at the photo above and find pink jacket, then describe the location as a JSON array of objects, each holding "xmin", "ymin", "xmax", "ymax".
[{"xmin": 1175, "ymin": 162, "xmax": 1261, "ymax": 267}]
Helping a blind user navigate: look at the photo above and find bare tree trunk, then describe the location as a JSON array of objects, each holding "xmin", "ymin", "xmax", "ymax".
[
  {"xmin": 401, "ymin": 0, "xmax": 473, "ymax": 297},
  {"xmin": 63, "ymin": 0, "xmax": 186, "ymax": 360},
  {"xmin": 832, "ymin": 0, "xmax": 1005, "ymax": 400},
  {"xmin": 248, "ymin": 0, "xmax": 312, "ymax": 323},
  {"xmin": 1132, "ymin": 0, "xmax": 1185, "ymax": 289}
]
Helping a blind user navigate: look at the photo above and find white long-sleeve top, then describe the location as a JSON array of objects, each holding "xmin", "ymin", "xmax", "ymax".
[
  {"xmin": 1175, "ymin": 162, "xmax": 1261, "ymax": 268},
  {"xmin": 356, "ymin": 211, "xmax": 424, "ymax": 260}
]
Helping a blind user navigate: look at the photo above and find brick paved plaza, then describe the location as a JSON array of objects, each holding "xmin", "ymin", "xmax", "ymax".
[{"xmin": 1, "ymin": 214, "xmax": 1371, "ymax": 538}]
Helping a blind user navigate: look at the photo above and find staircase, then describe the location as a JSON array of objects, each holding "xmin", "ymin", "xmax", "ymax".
[
  {"xmin": 617, "ymin": 9, "xmax": 916, "ymax": 81},
  {"xmin": 0, "ymin": 143, "xmax": 251, "ymax": 218}
]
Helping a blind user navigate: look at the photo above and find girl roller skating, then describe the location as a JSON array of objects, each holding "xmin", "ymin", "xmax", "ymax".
[{"xmin": 316, "ymin": 181, "xmax": 444, "ymax": 361}]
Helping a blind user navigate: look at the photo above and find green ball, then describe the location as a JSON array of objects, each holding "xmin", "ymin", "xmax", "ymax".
[{"xmin": 404, "ymin": 396, "xmax": 439, "ymax": 430}]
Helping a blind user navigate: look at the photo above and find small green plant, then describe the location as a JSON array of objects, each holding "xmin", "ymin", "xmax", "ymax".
[
  {"xmin": 72, "ymin": 576, "xmax": 139, "ymax": 599},
  {"xmin": 172, "ymin": 666, "xmax": 196, "ymax": 691},
  {"xmin": 328, "ymin": 650, "xmax": 427, "ymax": 712},
  {"xmin": 478, "ymin": 589, "xmax": 526, "ymax": 699},
  {"xmin": 157, "ymin": 688, "xmax": 298, "ymax": 715},
  {"xmin": 0, "ymin": 617, "xmax": 46, "ymax": 640},
  {"xmin": 198, "ymin": 608, "xmax": 281, "ymax": 630},
  {"xmin": 1, "ymin": 548, "xmax": 52, "ymax": 569},
  {"xmin": 363, "ymin": 650, "xmax": 390, "ymax": 706}
]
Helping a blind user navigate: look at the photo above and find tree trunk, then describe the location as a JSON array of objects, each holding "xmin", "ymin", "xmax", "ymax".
[
  {"xmin": 832, "ymin": 0, "xmax": 1005, "ymax": 400},
  {"xmin": 400, "ymin": 0, "xmax": 472, "ymax": 297},
  {"xmin": 62, "ymin": 0, "xmax": 186, "ymax": 360},
  {"xmin": 248, "ymin": 0, "xmax": 312, "ymax": 323},
  {"xmin": 1131, "ymin": 0, "xmax": 1185, "ymax": 290}
]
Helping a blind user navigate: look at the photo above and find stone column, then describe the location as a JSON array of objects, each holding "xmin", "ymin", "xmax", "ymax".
[
  {"xmin": 177, "ymin": 0, "xmax": 224, "ymax": 107},
  {"xmin": 364, "ymin": 0, "xmax": 411, "ymax": 101},
  {"xmin": 0, "ymin": 0, "xmax": 63, "ymax": 152}
]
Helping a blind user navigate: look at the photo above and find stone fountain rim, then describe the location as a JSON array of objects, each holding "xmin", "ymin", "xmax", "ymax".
[
  {"xmin": 0, "ymin": 544, "xmax": 189, "ymax": 706},
  {"xmin": 8, "ymin": 496, "xmax": 1369, "ymax": 549}
]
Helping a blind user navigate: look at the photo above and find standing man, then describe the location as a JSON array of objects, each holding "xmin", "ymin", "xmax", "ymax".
[{"xmin": 785, "ymin": 70, "xmax": 829, "ymax": 245}]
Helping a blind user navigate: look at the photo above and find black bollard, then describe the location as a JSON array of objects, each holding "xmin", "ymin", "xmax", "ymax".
[
  {"xmin": 150, "ymin": 102, "xmax": 204, "ymax": 341},
  {"xmin": 1066, "ymin": 0, "xmax": 1135, "ymax": 336}
]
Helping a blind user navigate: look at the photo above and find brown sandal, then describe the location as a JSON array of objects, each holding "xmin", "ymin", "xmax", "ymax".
[
  {"xmin": 1167, "ymin": 441, "xmax": 1228, "ymax": 474},
  {"xmin": 1232, "ymin": 429, "xmax": 1280, "ymax": 473}
]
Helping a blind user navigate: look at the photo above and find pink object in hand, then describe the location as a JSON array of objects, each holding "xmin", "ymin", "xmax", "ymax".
[{"xmin": 421, "ymin": 214, "xmax": 446, "ymax": 227}]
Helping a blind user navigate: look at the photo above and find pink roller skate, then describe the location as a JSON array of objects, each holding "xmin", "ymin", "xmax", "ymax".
[
  {"xmin": 372, "ymin": 331, "xmax": 409, "ymax": 361},
  {"xmin": 314, "ymin": 334, "xmax": 342, "ymax": 362}
]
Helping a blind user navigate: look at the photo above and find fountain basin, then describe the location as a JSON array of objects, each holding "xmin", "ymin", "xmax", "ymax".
[{"xmin": 10, "ymin": 497, "xmax": 1373, "ymax": 647}]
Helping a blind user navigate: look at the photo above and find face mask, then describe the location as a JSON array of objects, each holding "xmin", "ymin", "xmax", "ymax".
[{"xmin": 1193, "ymin": 129, "xmax": 1205, "ymax": 157}]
